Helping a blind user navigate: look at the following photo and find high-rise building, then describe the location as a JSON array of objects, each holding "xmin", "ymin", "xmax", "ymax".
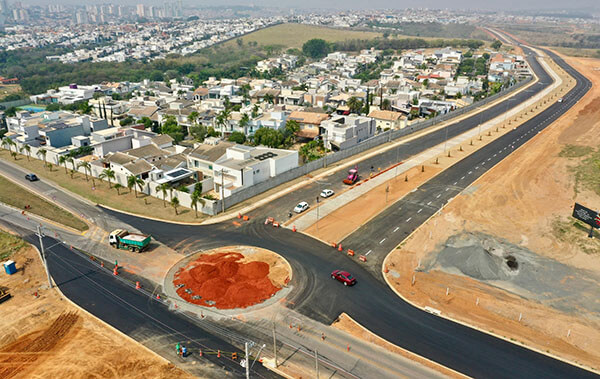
[
  {"xmin": 136, "ymin": 4, "xmax": 145, "ymax": 18},
  {"xmin": 0, "ymin": 0, "xmax": 9, "ymax": 16}
]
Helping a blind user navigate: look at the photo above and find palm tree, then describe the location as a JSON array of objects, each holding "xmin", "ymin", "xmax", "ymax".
[
  {"xmin": 77, "ymin": 161, "xmax": 91, "ymax": 181},
  {"xmin": 156, "ymin": 183, "xmax": 170, "ymax": 207},
  {"xmin": 10, "ymin": 151, "xmax": 17, "ymax": 160},
  {"xmin": 187, "ymin": 111, "xmax": 199, "ymax": 125},
  {"xmin": 67, "ymin": 157, "xmax": 76, "ymax": 171},
  {"xmin": 177, "ymin": 185, "xmax": 189, "ymax": 193},
  {"xmin": 99, "ymin": 168, "xmax": 115, "ymax": 188},
  {"xmin": 381, "ymin": 99, "xmax": 391, "ymax": 111},
  {"xmin": 37, "ymin": 149, "xmax": 48, "ymax": 170},
  {"xmin": 2, "ymin": 137, "xmax": 15, "ymax": 154},
  {"xmin": 263, "ymin": 93, "xmax": 274, "ymax": 104},
  {"xmin": 170, "ymin": 196, "xmax": 180, "ymax": 215},
  {"xmin": 20, "ymin": 144, "xmax": 31, "ymax": 161},
  {"xmin": 58, "ymin": 155, "xmax": 68, "ymax": 174},
  {"xmin": 216, "ymin": 108, "xmax": 231, "ymax": 137},
  {"xmin": 190, "ymin": 191, "xmax": 205, "ymax": 218},
  {"xmin": 114, "ymin": 183, "xmax": 123, "ymax": 195},
  {"xmin": 127, "ymin": 175, "xmax": 145, "ymax": 197},
  {"xmin": 239, "ymin": 113, "xmax": 250, "ymax": 134},
  {"xmin": 347, "ymin": 96, "xmax": 363, "ymax": 114}
]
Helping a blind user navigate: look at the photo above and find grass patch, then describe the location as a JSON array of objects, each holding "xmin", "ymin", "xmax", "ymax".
[
  {"xmin": 568, "ymin": 147, "xmax": 600, "ymax": 196},
  {"xmin": 558, "ymin": 144, "xmax": 593, "ymax": 158},
  {"xmin": 0, "ymin": 150, "xmax": 206, "ymax": 223},
  {"xmin": 552, "ymin": 218, "xmax": 600, "ymax": 255},
  {"xmin": 228, "ymin": 23, "xmax": 383, "ymax": 49},
  {"xmin": 552, "ymin": 47, "xmax": 600, "ymax": 58},
  {"xmin": 0, "ymin": 229, "xmax": 27, "ymax": 261},
  {"xmin": 0, "ymin": 174, "xmax": 88, "ymax": 232}
]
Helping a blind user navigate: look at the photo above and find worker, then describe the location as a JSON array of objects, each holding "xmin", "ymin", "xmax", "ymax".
[
  {"xmin": 288, "ymin": 212, "xmax": 292, "ymax": 218},
  {"xmin": 176, "ymin": 343, "xmax": 180, "ymax": 356},
  {"xmin": 181, "ymin": 346, "xmax": 187, "ymax": 357}
]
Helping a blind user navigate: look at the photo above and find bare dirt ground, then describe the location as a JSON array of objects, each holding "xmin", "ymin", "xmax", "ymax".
[
  {"xmin": 384, "ymin": 53, "xmax": 600, "ymax": 372},
  {"xmin": 172, "ymin": 246, "xmax": 291, "ymax": 309},
  {"xmin": 0, "ymin": 231, "xmax": 194, "ymax": 379}
]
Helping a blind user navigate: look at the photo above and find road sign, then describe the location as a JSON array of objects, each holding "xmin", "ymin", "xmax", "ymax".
[{"xmin": 572, "ymin": 203, "xmax": 599, "ymax": 229}]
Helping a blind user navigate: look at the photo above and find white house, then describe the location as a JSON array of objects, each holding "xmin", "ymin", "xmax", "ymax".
[{"xmin": 320, "ymin": 115, "xmax": 375, "ymax": 151}]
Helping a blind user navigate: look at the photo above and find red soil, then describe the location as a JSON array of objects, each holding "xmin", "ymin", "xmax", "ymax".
[{"xmin": 173, "ymin": 252, "xmax": 281, "ymax": 309}]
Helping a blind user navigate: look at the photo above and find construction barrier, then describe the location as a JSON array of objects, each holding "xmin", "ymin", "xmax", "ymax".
[
  {"xmin": 292, "ymin": 225, "xmax": 296, "ymax": 232},
  {"xmin": 217, "ymin": 350, "xmax": 221, "ymax": 358},
  {"xmin": 199, "ymin": 349, "xmax": 203, "ymax": 357},
  {"xmin": 331, "ymin": 242, "xmax": 337, "ymax": 248},
  {"xmin": 347, "ymin": 249, "xmax": 355, "ymax": 256},
  {"xmin": 232, "ymin": 352, "xmax": 237, "ymax": 360},
  {"xmin": 272, "ymin": 222, "xmax": 280, "ymax": 228},
  {"xmin": 359, "ymin": 255, "xmax": 367, "ymax": 262},
  {"xmin": 113, "ymin": 267, "xmax": 118, "ymax": 276},
  {"xmin": 242, "ymin": 215, "xmax": 249, "ymax": 221},
  {"xmin": 265, "ymin": 217, "xmax": 274, "ymax": 225}
]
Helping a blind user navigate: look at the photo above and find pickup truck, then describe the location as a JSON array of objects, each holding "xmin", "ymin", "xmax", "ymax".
[{"xmin": 109, "ymin": 229, "xmax": 151, "ymax": 253}]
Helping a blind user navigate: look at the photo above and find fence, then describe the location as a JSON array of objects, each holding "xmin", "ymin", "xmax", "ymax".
[
  {"xmin": 0, "ymin": 99, "xmax": 29, "ymax": 109},
  {"xmin": 222, "ymin": 77, "xmax": 533, "ymax": 210}
]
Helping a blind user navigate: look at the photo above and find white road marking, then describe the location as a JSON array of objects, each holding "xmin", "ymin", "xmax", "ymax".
[
  {"xmin": 406, "ymin": 217, "xmax": 412, "ymax": 222},
  {"xmin": 453, "ymin": 181, "xmax": 457, "ymax": 185},
  {"xmin": 461, "ymin": 176, "xmax": 465, "ymax": 180},
  {"xmin": 417, "ymin": 208, "xmax": 422, "ymax": 213},
  {"xmin": 427, "ymin": 201, "xmax": 432, "ymax": 205},
  {"xmin": 366, "ymin": 250, "xmax": 372, "ymax": 256},
  {"xmin": 379, "ymin": 238, "xmax": 386, "ymax": 244},
  {"xmin": 445, "ymin": 188, "xmax": 449, "ymax": 191},
  {"xmin": 393, "ymin": 227, "xmax": 399, "ymax": 232},
  {"xmin": 436, "ymin": 194, "xmax": 441, "ymax": 199}
]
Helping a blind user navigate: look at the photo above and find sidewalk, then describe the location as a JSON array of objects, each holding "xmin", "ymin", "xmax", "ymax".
[{"xmin": 291, "ymin": 55, "xmax": 562, "ymax": 232}]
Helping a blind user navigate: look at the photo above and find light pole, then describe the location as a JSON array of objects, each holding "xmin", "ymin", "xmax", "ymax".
[{"xmin": 314, "ymin": 180, "xmax": 330, "ymax": 231}]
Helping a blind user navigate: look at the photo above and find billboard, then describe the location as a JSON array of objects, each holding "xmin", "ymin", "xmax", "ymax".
[{"xmin": 572, "ymin": 203, "xmax": 600, "ymax": 229}]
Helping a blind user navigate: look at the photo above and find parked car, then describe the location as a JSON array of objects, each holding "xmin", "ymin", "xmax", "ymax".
[
  {"xmin": 331, "ymin": 270, "xmax": 356, "ymax": 286},
  {"xmin": 294, "ymin": 201, "xmax": 309, "ymax": 213},
  {"xmin": 25, "ymin": 174, "xmax": 38, "ymax": 182},
  {"xmin": 320, "ymin": 189, "xmax": 334, "ymax": 198},
  {"xmin": 557, "ymin": 98, "xmax": 563, "ymax": 103}
]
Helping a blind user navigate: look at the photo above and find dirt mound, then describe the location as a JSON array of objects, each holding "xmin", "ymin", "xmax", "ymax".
[
  {"xmin": 173, "ymin": 251, "xmax": 282, "ymax": 309},
  {"xmin": 0, "ymin": 312, "xmax": 80, "ymax": 379}
]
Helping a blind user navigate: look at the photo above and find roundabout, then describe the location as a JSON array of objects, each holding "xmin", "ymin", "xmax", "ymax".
[{"xmin": 166, "ymin": 246, "xmax": 292, "ymax": 310}]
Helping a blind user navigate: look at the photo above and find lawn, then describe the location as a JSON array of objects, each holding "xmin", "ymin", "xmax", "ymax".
[
  {"xmin": 0, "ymin": 150, "xmax": 207, "ymax": 223},
  {"xmin": 0, "ymin": 229, "xmax": 27, "ymax": 261},
  {"xmin": 0, "ymin": 174, "xmax": 88, "ymax": 232},
  {"xmin": 226, "ymin": 23, "xmax": 383, "ymax": 49}
]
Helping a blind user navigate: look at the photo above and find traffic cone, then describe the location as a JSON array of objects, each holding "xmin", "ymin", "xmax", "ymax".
[
  {"xmin": 136, "ymin": 281, "xmax": 141, "ymax": 289},
  {"xmin": 338, "ymin": 244, "xmax": 342, "ymax": 252},
  {"xmin": 292, "ymin": 225, "xmax": 297, "ymax": 232},
  {"xmin": 100, "ymin": 261, "xmax": 104, "ymax": 268},
  {"xmin": 217, "ymin": 350, "xmax": 221, "ymax": 358},
  {"xmin": 113, "ymin": 267, "xmax": 118, "ymax": 276},
  {"xmin": 156, "ymin": 294, "xmax": 161, "ymax": 300},
  {"xmin": 199, "ymin": 349, "xmax": 203, "ymax": 357}
]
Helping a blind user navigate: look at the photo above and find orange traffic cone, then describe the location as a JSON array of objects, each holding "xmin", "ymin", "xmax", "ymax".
[
  {"xmin": 113, "ymin": 267, "xmax": 118, "ymax": 276},
  {"xmin": 217, "ymin": 350, "xmax": 221, "ymax": 358},
  {"xmin": 199, "ymin": 349, "xmax": 203, "ymax": 357},
  {"xmin": 136, "ymin": 281, "xmax": 141, "ymax": 289},
  {"xmin": 338, "ymin": 244, "xmax": 342, "ymax": 252},
  {"xmin": 156, "ymin": 294, "xmax": 160, "ymax": 300},
  {"xmin": 292, "ymin": 225, "xmax": 297, "ymax": 232}
]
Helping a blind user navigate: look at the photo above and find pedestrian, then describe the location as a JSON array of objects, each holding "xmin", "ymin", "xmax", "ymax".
[
  {"xmin": 288, "ymin": 212, "xmax": 292, "ymax": 218},
  {"xmin": 176, "ymin": 343, "xmax": 180, "ymax": 356}
]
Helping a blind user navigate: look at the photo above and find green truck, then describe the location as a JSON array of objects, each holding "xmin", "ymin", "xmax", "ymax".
[{"xmin": 109, "ymin": 229, "xmax": 151, "ymax": 253}]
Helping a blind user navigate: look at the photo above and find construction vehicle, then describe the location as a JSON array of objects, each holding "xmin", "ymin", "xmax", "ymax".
[
  {"xmin": 343, "ymin": 167, "xmax": 359, "ymax": 185},
  {"xmin": 0, "ymin": 288, "xmax": 11, "ymax": 303},
  {"xmin": 109, "ymin": 229, "xmax": 151, "ymax": 253}
]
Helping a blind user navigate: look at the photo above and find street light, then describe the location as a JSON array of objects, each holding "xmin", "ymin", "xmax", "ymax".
[
  {"xmin": 314, "ymin": 179, "xmax": 330, "ymax": 231},
  {"xmin": 35, "ymin": 225, "xmax": 52, "ymax": 289}
]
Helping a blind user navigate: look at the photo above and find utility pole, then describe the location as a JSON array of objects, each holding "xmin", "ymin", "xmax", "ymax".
[
  {"xmin": 36, "ymin": 225, "xmax": 52, "ymax": 289},
  {"xmin": 315, "ymin": 349, "xmax": 319, "ymax": 379},
  {"xmin": 245, "ymin": 342, "xmax": 250, "ymax": 379},
  {"xmin": 272, "ymin": 322, "xmax": 278, "ymax": 368},
  {"xmin": 220, "ymin": 168, "xmax": 225, "ymax": 214},
  {"xmin": 443, "ymin": 124, "xmax": 449, "ymax": 153}
]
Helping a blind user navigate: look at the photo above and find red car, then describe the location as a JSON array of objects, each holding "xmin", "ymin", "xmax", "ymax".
[{"xmin": 331, "ymin": 270, "xmax": 356, "ymax": 286}]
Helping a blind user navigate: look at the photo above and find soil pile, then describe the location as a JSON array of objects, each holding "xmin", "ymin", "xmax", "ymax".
[{"xmin": 173, "ymin": 252, "xmax": 281, "ymax": 309}]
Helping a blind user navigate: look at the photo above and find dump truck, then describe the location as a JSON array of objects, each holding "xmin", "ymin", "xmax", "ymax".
[
  {"xmin": 343, "ymin": 168, "xmax": 359, "ymax": 185},
  {"xmin": 109, "ymin": 229, "xmax": 151, "ymax": 253}
]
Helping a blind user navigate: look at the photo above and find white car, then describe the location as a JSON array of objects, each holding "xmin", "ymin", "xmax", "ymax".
[
  {"xmin": 557, "ymin": 98, "xmax": 563, "ymax": 103},
  {"xmin": 294, "ymin": 201, "xmax": 309, "ymax": 213},
  {"xmin": 320, "ymin": 189, "xmax": 334, "ymax": 198}
]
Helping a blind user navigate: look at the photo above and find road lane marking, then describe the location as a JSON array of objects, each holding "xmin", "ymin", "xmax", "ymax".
[
  {"xmin": 445, "ymin": 188, "xmax": 449, "ymax": 191},
  {"xmin": 393, "ymin": 227, "xmax": 399, "ymax": 232},
  {"xmin": 461, "ymin": 176, "xmax": 465, "ymax": 180},
  {"xmin": 453, "ymin": 181, "xmax": 457, "ymax": 185},
  {"xmin": 417, "ymin": 208, "xmax": 422, "ymax": 213},
  {"xmin": 427, "ymin": 201, "xmax": 432, "ymax": 205},
  {"xmin": 366, "ymin": 250, "xmax": 372, "ymax": 256},
  {"xmin": 406, "ymin": 217, "xmax": 412, "ymax": 222},
  {"xmin": 436, "ymin": 194, "xmax": 441, "ymax": 198},
  {"xmin": 380, "ymin": 238, "xmax": 386, "ymax": 244}
]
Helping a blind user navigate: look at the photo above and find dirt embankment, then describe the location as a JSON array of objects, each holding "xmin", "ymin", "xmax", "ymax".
[
  {"xmin": 385, "ymin": 53, "xmax": 600, "ymax": 371},
  {"xmin": 0, "ymin": 231, "xmax": 193, "ymax": 379}
]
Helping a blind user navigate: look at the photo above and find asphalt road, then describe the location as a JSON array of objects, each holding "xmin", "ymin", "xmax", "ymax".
[
  {"xmin": 247, "ymin": 47, "xmax": 552, "ymax": 224},
  {"xmin": 13, "ymin": 224, "xmax": 279, "ymax": 379}
]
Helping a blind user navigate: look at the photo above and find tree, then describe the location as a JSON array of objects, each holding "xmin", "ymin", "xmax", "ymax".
[
  {"xmin": 120, "ymin": 116, "xmax": 134, "ymax": 126},
  {"xmin": 187, "ymin": 111, "xmax": 199, "ymax": 125},
  {"xmin": 239, "ymin": 113, "xmax": 250, "ymax": 131},
  {"xmin": 58, "ymin": 155, "xmax": 68, "ymax": 174},
  {"xmin": 2, "ymin": 137, "xmax": 15, "ymax": 154},
  {"xmin": 78, "ymin": 161, "xmax": 91, "ymax": 182},
  {"xmin": 20, "ymin": 144, "xmax": 31, "ymax": 161},
  {"xmin": 299, "ymin": 140, "xmax": 324, "ymax": 162},
  {"xmin": 263, "ymin": 93, "xmax": 275, "ymax": 104},
  {"xmin": 67, "ymin": 157, "xmax": 76, "ymax": 171},
  {"xmin": 491, "ymin": 39, "xmax": 502, "ymax": 50},
  {"xmin": 302, "ymin": 39, "xmax": 330, "ymax": 59},
  {"xmin": 139, "ymin": 116, "xmax": 153, "ymax": 129},
  {"xmin": 156, "ymin": 183, "xmax": 170, "ymax": 207},
  {"xmin": 347, "ymin": 96, "xmax": 363, "ymax": 114},
  {"xmin": 283, "ymin": 119, "xmax": 300, "ymax": 146},
  {"xmin": 10, "ymin": 151, "xmax": 16, "ymax": 160},
  {"xmin": 190, "ymin": 124, "xmax": 207, "ymax": 142},
  {"xmin": 114, "ymin": 183, "xmax": 123, "ymax": 195},
  {"xmin": 37, "ymin": 149, "xmax": 47, "ymax": 170},
  {"xmin": 170, "ymin": 196, "xmax": 180, "ymax": 215},
  {"xmin": 216, "ymin": 109, "xmax": 231, "ymax": 137},
  {"xmin": 190, "ymin": 191, "xmax": 205, "ymax": 218},
  {"xmin": 160, "ymin": 115, "xmax": 185, "ymax": 143},
  {"xmin": 78, "ymin": 101, "xmax": 92, "ymax": 114},
  {"xmin": 177, "ymin": 185, "xmax": 189, "ymax": 193},
  {"xmin": 253, "ymin": 127, "xmax": 283, "ymax": 148},
  {"xmin": 99, "ymin": 168, "xmax": 115, "ymax": 188},
  {"xmin": 228, "ymin": 131, "xmax": 246, "ymax": 144},
  {"xmin": 127, "ymin": 175, "xmax": 145, "ymax": 197},
  {"xmin": 381, "ymin": 99, "xmax": 391, "ymax": 111}
]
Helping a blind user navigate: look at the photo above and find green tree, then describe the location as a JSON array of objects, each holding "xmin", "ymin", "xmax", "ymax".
[
  {"xmin": 58, "ymin": 155, "xmax": 68, "ymax": 174},
  {"xmin": 302, "ymin": 39, "xmax": 330, "ymax": 59},
  {"xmin": 77, "ymin": 161, "xmax": 91, "ymax": 183},
  {"xmin": 139, "ymin": 116, "xmax": 153, "ymax": 129},
  {"xmin": 177, "ymin": 185, "xmax": 189, "ymax": 193},
  {"xmin": 187, "ymin": 111, "xmax": 199, "ymax": 125},
  {"xmin": 170, "ymin": 196, "xmax": 180, "ymax": 215},
  {"xmin": 114, "ymin": 183, "xmax": 123, "ymax": 195},
  {"xmin": 228, "ymin": 131, "xmax": 246, "ymax": 144},
  {"xmin": 46, "ymin": 103, "xmax": 60, "ymax": 111},
  {"xmin": 36, "ymin": 148, "xmax": 47, "ymax": 169},
  {"xmin": 347, "ymin": 96, "xmax": 363, "ymax": 114},
  {"xmin": 190, "ymin": 124, "xmax": 207, "ymax": 142},
  {"xmin": 1, "ymin": 137, "xmax": 15, "ymax": 154},
  {"xmin": 156, "ymin": 183, "xmax": 170, "ymax": 207},
  {"xmin": 161, "ymin": 115, "xmax": 185, "ymax": 143},
  {"xmin": 238, "ymin": 113, "xmax": 250, "ymax": 131},
  {"xmin": 19, "ymin": 144, "xmax": 31, "ymax": 161},
  {"xmin": 127, "ymin": 175, "xmax": 145, "ymax": 197},
  {"xmin": 381, "ymin": 99, "xmax": 391, "ymax": 111},
  {"xmin": 253, "ymin": 127, "xmax": 283, "ymax": 148},
  {"xmin": 190, "ymin": 191, "xmax": 205, "ymax": 218},
  {"xmin": 299, "ymin": 140, "xmax": 324, "ymax": 162},
  {"xmin": 78, "ymin": 101, "xmax": 92, "ymax": 114},
  {"xmin": 99, "ymin": 168, "xmax": 115, "ymax": 188},
  {"xmin": 491, "ymin": 39, "xmax": 502, "ymax": 50},
  {"xmin": 263, "ymin": 93, "xmax": 275, "ymax": 104},
  {"xmin": 120, "ymin": 116, "xmax": 134, "ymax": 126}
]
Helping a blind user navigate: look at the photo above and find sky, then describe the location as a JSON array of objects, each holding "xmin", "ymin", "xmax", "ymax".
[{"xmin": 22, "ymin": 0, "xmax": 600, "ymax": 11}]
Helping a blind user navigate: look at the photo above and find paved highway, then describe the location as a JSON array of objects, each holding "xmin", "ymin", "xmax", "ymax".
[
  {"xmin": 2, "ymin": 36, "xmax": 597, "ymax": 378},
  {"xmin": 247, "ymin": 46, "xmax": 552, "ymax": 224}
]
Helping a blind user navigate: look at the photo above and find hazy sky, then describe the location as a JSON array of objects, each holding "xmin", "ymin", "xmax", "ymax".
[{"xmin": 22, "ymin": 0, "xmax": 600, "ymax": 11}]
